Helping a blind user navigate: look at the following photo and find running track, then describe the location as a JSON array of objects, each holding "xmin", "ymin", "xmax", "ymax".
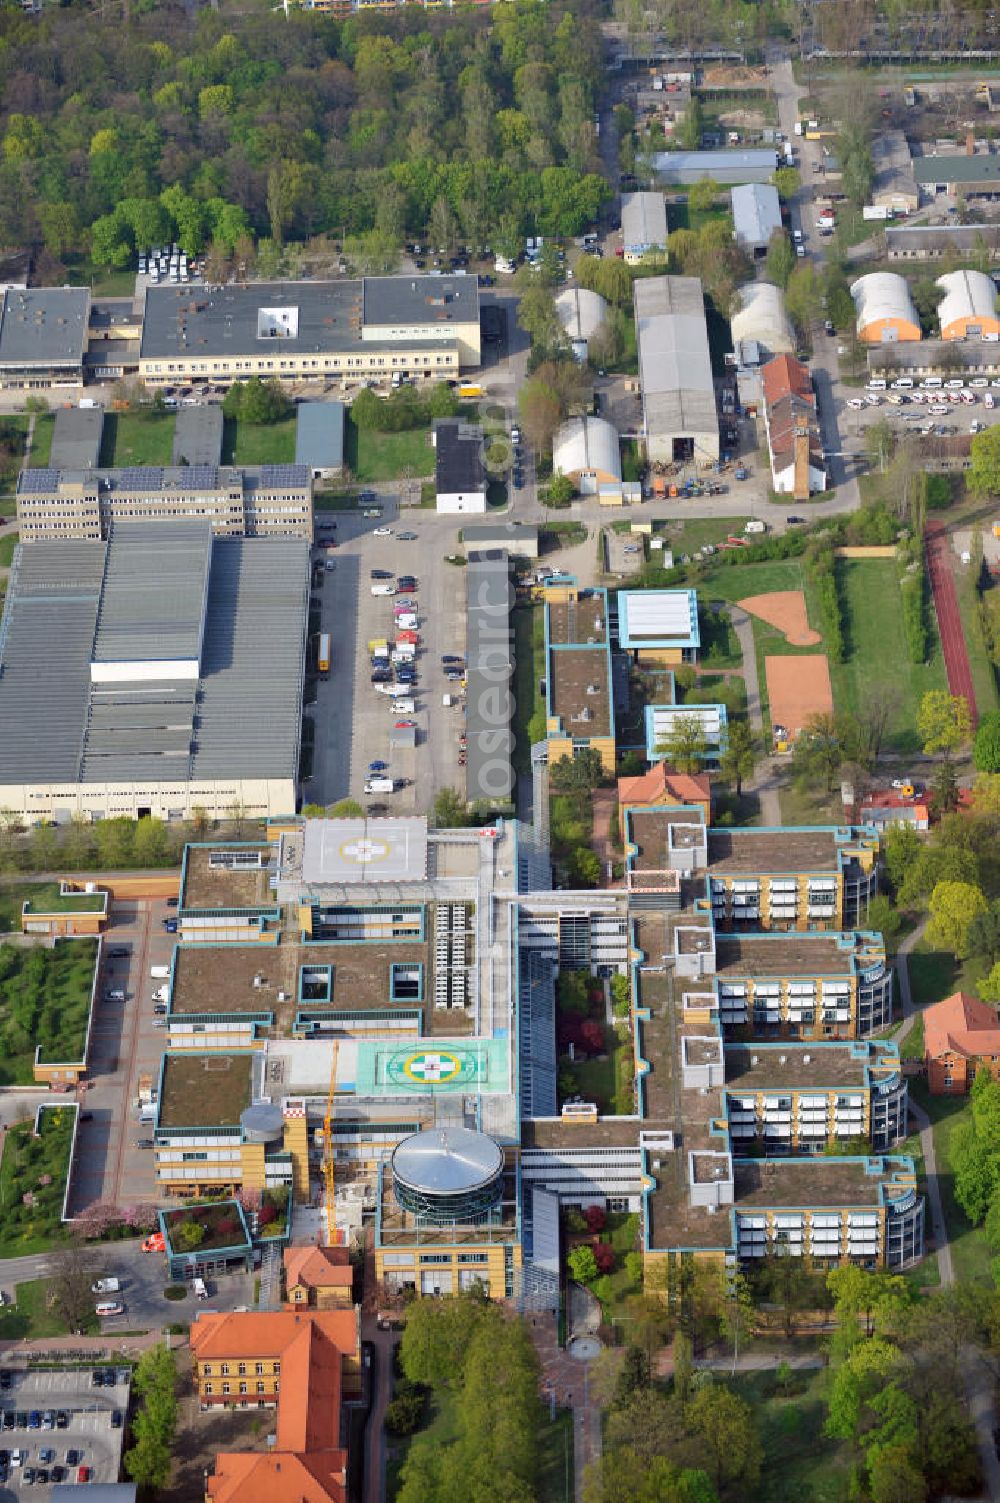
[{"xmin": 925, "ymin": 520, "xmax": 978, "ymax": 726}]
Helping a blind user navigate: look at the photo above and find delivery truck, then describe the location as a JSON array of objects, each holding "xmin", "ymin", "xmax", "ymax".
[{"xmin": 364, "ymin": 777, "xmax": 396, "ymax": 794}]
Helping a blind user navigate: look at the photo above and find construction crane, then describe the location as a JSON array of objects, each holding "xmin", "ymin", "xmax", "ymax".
[{"xmin": 322, "ymin": 1039, "xmax": 341, "ymax": 1246}]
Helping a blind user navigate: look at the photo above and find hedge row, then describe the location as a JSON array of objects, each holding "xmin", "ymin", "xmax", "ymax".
[
  {"xmin": 807, "ymin": 548, "xmax": 844, "ymax": 664},
  {"xmin": 899, "ymin": 557, "xmax": 928, "ymax": 664}
]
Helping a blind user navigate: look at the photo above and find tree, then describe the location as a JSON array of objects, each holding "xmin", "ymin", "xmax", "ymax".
[
  {"xmin": 866, "ymin": 894, "xmax": 901, "ymax": 942},
  {"xmin": 223, "ymin": 377, "xmax": 291, "ymax": 425},
  {"xmin": 975, "ymin": 710, "xmax": 1000, "ymax": 773},
  {"xmin": 517, "ymin": 282, "xmax": 566, "ymax": 354},
  {"xmin": 868, "ymin": 1442, "xmax": 927, "ymax": 1503},
  {"xmin": 124, "ymin": 1346, "xmax": 177, "ymax": 1491},
  {"xmin": 432, "ymin": 788, "xmax": 469, "ymax": 828},
  {"xmin": 719, "ymin": 721, "xmax": 756, "ymax": 797},
  {"xmin": 568, "ymin": 1245, "xmax": 599, "ymax": 1284},
  {"xmin": 328, "ymin": 799, "xmax": 364, "ymax": 818},
  {"xmin": 48, "ymin": 1243, "xmax": 98, "ymax": 1334},
  {"xmin": 683, "ymin": 1385, "xmax": 763, "ymax": 1496},
  {"xmin": 929, "ymin": 759, "xmax": 959, "ymax": 817},
  {"xmin": 570, "ymin": 846, "xmax": 602, "ymax": 886},
  {"xmin": 549, "ymin": 473, "xmax": 576, "ymax": 504},
  {"xmin": 917, "ymin": 690, "xmax": 971, "ymax": 758},
  {"xmin": 518, "ymin": 376, "xmax": 562, "ymax": 457},
  {"xmin": 686, "ymin": 178, "xmax": 718, "ymax": 216},
  {"xmin": 772, "ymin": 166, "xmax": 801, "ymax": 199},
  {"xmin": 399, "ymin": 1295, "xmax": 494, "ymax": 1390},
  {"xmin": 785, "ymin": 261, "xmax": 825, "ymax": 330},
  {"xmin": 926, "ymin": 879, "xmax": 989, "ymax": 958},
  {"xmin": 970, "ymin": 426, "xmax": 1000, "ymax": 498},
  {"xmin": 764, "ymin": 229, "xmax": 795, "ymax": 289},
  {"xmin": 550, "ymin": 749, "xmax": 605, "ymax": 792},
  {"xmin": 656, "ymin": 715, "xmax": 708, "ymax": 775},
  {"xmin": 791, "ymin": 712, "xmax": 843, "ymax": 792}
]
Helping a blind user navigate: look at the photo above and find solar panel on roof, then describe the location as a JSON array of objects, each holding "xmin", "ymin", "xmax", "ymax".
[
  {"xmin": 118, "ymin": 467, "xmax": 164, "ymax": 487},
  {"xmin": 17, "ymin": 468, "xmax": 59, "ymax": 493},
  {"xmin": 184, "ymin": 466, "xmax": 219, "ymax": 488},
  {"xmin": 258, "ymin": 465, "xmax": 309, "ymax": 486}
]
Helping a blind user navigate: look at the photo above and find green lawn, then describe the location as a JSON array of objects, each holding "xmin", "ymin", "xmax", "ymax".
[
  {"xmin": 345, "ymin": 418, "xmax": 435, "ymax": 482},
  {"xmin": 0, "ymin": 417, "xmax": 29, "ymax": 499},
  {"xmin": 906, "ymin": 941, "xmax": 986, "ymax": 1010},
  {"xmin": 27, "ymin": 414, "xmax": 54, "ymax": 468},
  {"xmin": 511, "ymin": 605, "xmax": 546, "ymax": 779},
  {"xmin": 0, "ymin": 532, "xmax": 17, "ymax": 568},
  {"xmin": 21, "ymin": 882, "xmax": 104, "ymax": 914},
  {"xmin": 0, "ymin": 882, "xmax": 60, "ymax": 934},
  {"xmin": 730, "ymin": 1368, "xmax": 851, "ymax": 1503},
  {"xmin": 0, "ymin": 1278, "xmax": 97, "ymax": 1339},
  {"xmin": 778, "ymin": 775, "xmax": 854, "ymax": 827},
  {"xmin": 899, "ymin": 1014, "xmax": 924, "ymax": 1061},
  {"xmin": 99, "ymin": 413, "xmax": 175, "ymax": 467},
  {"xmin": 832, "ymin": 560, "xmax": 947, "ymax": 755},
  {"xmin": 909, "ymin": 1079, "xmax": 994, "ymax": 1287},
  {"xmin": 0, "ymin": 1109, "xmax": 75, "ymax": 1257},
  {"xmin": 957, "ymin": 564, "xmax": 1000, "ymax": 718},
  {"xmin": 224, "ymin": 415, "xmax": 297, "ymax": 466}
]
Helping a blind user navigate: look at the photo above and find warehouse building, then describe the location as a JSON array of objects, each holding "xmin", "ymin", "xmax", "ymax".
[
  {"xmin": 935, "ymin": 269, "xmax": 1000, "ymax": 340},
  {"xmin": 634, "ymin": 276, "xmax": 719, "ymax": 465},
  {"xmin": 0, "ymin": 287, "xmax": 90, "ymax": 389},
  {"xmin": 885, "ymin": 222, "xmax": 1000, "ymax": 261},
  {"xmin": 653, "ymin": 147, "xmax": 778, "ymax": 186},
  {"xmin": 16, "ymin": 464, "xmax": 313, "ymax": 542},
  {"xmin": 434, "ymin": 419, "xmax": 486, "ymax": 514},
  {"xmin": 730, "ymin": 282, "xmax": 795, "ymax": 359},
  {"xmin": 173, "ymin": 405, "xmax": 224, "ymax": 468},
  {"xmin": 620, "ymin": 191, "xmax": 669, "ymax": 263},
  {"xmin": 554, "ymin": 286, "xmax": 608, "ymax": 362},
  {"xmin": 850, "ymin": 272, "xmax": 922, "ymax": 343},
  {"xmin": 295, "ymin": 401, "xmax": 345, "ymax": 480},
  {"xmin": 465, "ymin": 550, "xmax": 514, "ymax": 805},
  {"xmin": 542, "ymin": 577, "xmax": 616, "ymax": 772},
  {"xmin": 731, "ymin": 183, "xmax": 782, "ymax": 256},
  {"xmin": 869, "ymin": 130, "xmax": 919, "ymax": 213},
  {"xmin": 913, "ymin": 153, "xmax": 1000, "ymax": 200},
  {"xmin": 462, "ymin": 522, "xmax": 538, "ymax": 559},
  {"xmin": 617, "ymin": 588, "xmax": 700, "ymax": 665},
  {"xmin": 138, "ymin": 276, "xmax": 480, "ymax": 391},
  {"xmin": 552, "ymin": 416, "xmax": 622, "ymax": 493},
  {"xmin": 0, "ymin": 524, "xmax": 308, "ymax": 823},
  {"xmin": 49, "ymin": 407, "xmax": 104, "ymax": 471}
]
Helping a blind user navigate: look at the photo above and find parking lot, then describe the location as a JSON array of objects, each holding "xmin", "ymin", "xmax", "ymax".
[
  {"xmin": 308, "ymin": 506, "xmax": 470, "ymax": 812},
  {"xmin": 67, "ymin": 897, "xmax": 179, "ymax": 1215},
  {"xmin": 841, "ymin": 377, "xmax": 1000, "ymax": 441},
  {"xmin": 0, "ymin": 1366, "xmax": 129, "ymax": 1499}
]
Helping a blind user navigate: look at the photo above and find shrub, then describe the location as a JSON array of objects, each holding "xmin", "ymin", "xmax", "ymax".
[
  {"xmin": 584, "ymin": 1205, "xmax": 607, "ymax": 1233},
  {"xmin": 258, "ymin": 1203, "xmax": 278, "ymax": 1227},
  {"xmin": 163, "ymin": 1285, "xmax": 188, "ymax": 1302},
  {"xmin": 385, "ymin": 1388, "xmax": 426, "ymax": 1435},
  {"xmin": 593, "ymin": 1242, "xmax": 616, "ymax": 1274}
]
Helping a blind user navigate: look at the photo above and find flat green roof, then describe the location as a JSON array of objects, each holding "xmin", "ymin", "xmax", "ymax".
[
  {"xmin": 158, "ymin": 1053, "xmax": 253, "ymax": 1130},
  {"xmin": 22, "ymin": 883, "xmax": 106, "ymax": 914}
]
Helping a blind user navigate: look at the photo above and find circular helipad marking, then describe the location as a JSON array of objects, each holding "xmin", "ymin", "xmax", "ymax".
[{"xmin": 402, "ymin": 1051, "xmax": 462, "ymax": 1084}]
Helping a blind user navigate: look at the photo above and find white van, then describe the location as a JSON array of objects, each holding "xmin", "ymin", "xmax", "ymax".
[
  {"xmin": 867, "ymin": 378, "xmax": 887, "ymax": 390},
  {"xmin": 890, "ymin": 377, "xmax": 914, "ymax": 389},
  {"xmin": 78, "ymin": 398, "xmax": 99, "ymax": 409},
  {"xmin": 150, "ymin": 965, "xmax": 170, "ymax": 980},
  {"xmin": 920, "ymin": 376, "xmax": 943, "ymax": 389},
  {"xmin": 192, "ymin": 1277, "xmax": 209, "ymax": 1301},
  {"xmin": 371, "ymin": 584, "xmax": 395, "ymax": 597},
  {"xmin": 364, "ymin": 777, "xmax": 395, "ymax": 794},
  {"xmin": 92, "ymin": 1277, "xmax": 121, "ymax": 1294},
  {"xmin": 391, "ymin": 698, "xmax": 415, "ymax": 714},
  {"xmin": 95, "ymin": 1301, "xmax": 125, "ymax": 1318}
]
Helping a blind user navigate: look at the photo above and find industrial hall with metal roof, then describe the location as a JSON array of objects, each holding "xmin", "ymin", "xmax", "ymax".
[{"xmin": 0, "ymin": 523, "xmax": 309, "ymax": 823}]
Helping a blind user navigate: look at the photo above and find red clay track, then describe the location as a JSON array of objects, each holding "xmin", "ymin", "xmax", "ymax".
[{"xmin": 925, "ymin": 520, "xmax": 977, "ymax": 726}]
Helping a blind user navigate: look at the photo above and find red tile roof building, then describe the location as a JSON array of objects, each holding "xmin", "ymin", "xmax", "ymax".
[
  {"xmin": 192, "ymin": 1309, "xmax": 359, "ymax": 1503},
  {"xmin": 284, "ymin": 1245, "xmax": 354, "ymax": 1310},
  {"xmin": 923, "ymin": 991, "xmax": 1000, "ymax": 1093},
  {"xmin": 617, "ymin": 763, "xmax": 712, "ymax": 839},
  {"xmin": 760, "ymin": 353, "xmax": 826, "ymax": 500}
]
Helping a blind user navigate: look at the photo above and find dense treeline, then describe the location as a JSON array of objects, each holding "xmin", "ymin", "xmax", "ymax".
[
  {"xmin": 806, "ymin": 547, "xmax": 845, "ymax": 665},
  {"xmin": 0, "ymin": 0, "xmax": 608, "ymax": 269},
  {"xmin": 897, "ymin": 537, "xmax": 928, "ymax": 665},
  {"xmin": 395, "ymin": 1296, "xmax": 545, "ymax": 1503}
]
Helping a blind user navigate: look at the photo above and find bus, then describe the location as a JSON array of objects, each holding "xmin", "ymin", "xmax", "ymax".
[
  {"xmin": 458, "ymin": 383, "xmax": 483, "ymax": 400},
  {"xmin": 317, "ymin": 633, "xmax": 331, "ymax": 678}
]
